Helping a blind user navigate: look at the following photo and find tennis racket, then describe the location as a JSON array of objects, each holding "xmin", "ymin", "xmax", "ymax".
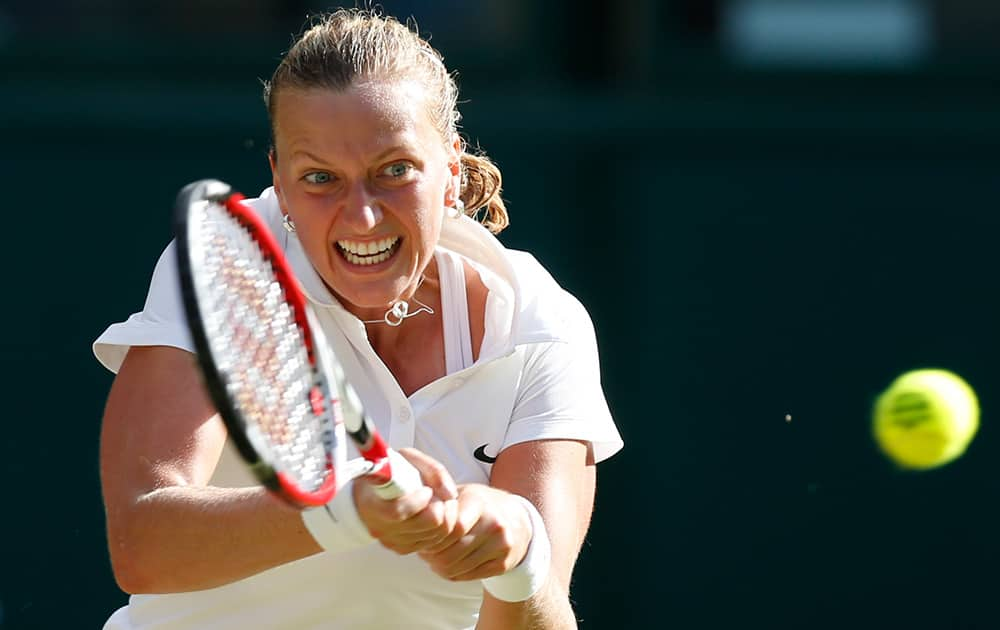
[{"xmin": 174, "ymin": 178, "xmax": 422, "ymax": 508}]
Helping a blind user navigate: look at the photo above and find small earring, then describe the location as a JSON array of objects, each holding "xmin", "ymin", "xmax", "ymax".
[
  {"xmin": 282, "ymin": 214, "xmax": 296, "ymax": 233},
  {"xmin": 452, "ymin": 198, "xmax": 465, "ymax": 218}
]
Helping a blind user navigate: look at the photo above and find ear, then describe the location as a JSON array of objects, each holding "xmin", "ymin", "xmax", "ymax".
[{"xmin": 268, "ymin": 149, "xmax": 289, "ymax": 214}]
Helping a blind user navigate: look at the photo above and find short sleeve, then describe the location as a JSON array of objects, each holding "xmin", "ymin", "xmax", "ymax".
[
  {"xmin": 93, "ymin": 240, "xmax": 194, "ymax": 374},
  {"xmin": 502, "ymin": 304, "xmax": 624, "ymax": 464}
]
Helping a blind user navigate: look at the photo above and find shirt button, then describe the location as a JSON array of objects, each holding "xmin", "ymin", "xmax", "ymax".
[{"xmin": 398, "ymin": 407, "xmax": 412, "ymax": 422}]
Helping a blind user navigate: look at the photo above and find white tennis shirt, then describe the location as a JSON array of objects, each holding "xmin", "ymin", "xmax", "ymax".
[{"xmin": 93, "ymin": 187, "xmax": 623, "ymax": 630}]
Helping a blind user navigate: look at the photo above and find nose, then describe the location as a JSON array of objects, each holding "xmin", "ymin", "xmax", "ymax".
[{"xmin": 340, "ymin": 181, "xmax": 383, "ymax": 233}]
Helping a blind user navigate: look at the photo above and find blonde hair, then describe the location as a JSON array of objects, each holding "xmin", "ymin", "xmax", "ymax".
[{"xmin": 263, "ymin": 9, "xmax": 508, "ymax": 233}]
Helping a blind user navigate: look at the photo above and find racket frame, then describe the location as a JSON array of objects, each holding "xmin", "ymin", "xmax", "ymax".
[{"xmin": 175, "ymin": 180, "xmax": 338, "ymax": 507}]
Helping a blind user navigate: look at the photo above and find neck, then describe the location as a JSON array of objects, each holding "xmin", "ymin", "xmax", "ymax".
[
  {"xmin": 363, "ymin": 275, "xmax": 441, "ymax": 349},
  {"xmin": 356, "ymin": 257, "xmax": 441, "ymax": 325},
  {"xmin": 333, "ymin": 258, "xmax": 440, "ymax": 324}
]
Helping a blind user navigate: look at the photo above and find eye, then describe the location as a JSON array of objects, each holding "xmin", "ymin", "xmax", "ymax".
[
  {"xmin": 381, "ymin": 162, "xmax": 413, "ymax": 178},
  {"xmin": 304, "ymin": 171, "xmax": 332, "ymax": 184}
]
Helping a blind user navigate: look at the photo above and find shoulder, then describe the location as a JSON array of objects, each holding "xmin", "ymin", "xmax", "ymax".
[
  {"xmin": 437, "ymin": 217, "xmax": 596, "ymax": 347},
  {"xmin": 506, "ymin": 250, "xmax": 595, "ymax": 346}
]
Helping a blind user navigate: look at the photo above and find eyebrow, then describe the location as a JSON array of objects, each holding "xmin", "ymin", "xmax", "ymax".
[
  {"xmin": 288, "ymin": 150, "xmax": 328, "ymax": 165},
  {"xmin": 288, "ymin": 140, "xmax": 421, "ymax": 167}
]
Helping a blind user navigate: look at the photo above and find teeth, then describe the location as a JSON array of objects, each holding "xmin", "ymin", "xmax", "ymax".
[
  {"xmin": 343, "ymin": 250, "xmax": 393, "ymax": 265},
  {"xmin": 337, "ymin": 237, "xmax": 398, "ymax": 256},
  {"xmin": 337, "ymin": 237, "xmax": 399, "ymax": 265}
]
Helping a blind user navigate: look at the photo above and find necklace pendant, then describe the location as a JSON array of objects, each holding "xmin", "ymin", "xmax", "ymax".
[{"xmin": 384, "ymin": 301, "xmax": 409, "ymax": 326}]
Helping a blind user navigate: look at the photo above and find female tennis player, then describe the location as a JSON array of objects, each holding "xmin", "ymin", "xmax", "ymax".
[{"xmin": 94, "ymin": 8, "xmax": 623, "ymax": 629}]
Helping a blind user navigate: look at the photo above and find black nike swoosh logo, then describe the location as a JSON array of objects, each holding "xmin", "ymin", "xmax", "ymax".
[{"xmin": 474, "ymin": 444, "xmax": 497, "ymax": 464}]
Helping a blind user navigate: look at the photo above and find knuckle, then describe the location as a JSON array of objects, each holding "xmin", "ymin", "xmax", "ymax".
[
  {"xmin": 428, "ymin": 459, "xmax": 448, "ymax": 479},
  {"xmin": 391, "ymin": 504, "xmax": 414, "ymax": 522},
  {"xmin": 450, "ymin": 520, "xmax": 469, "ymax": 538},
  {"xmin": 502, "ymin": 523, "xmax": 518, "ymax": 547},
  {"xmin": 483, "ymin": 520, "xmax": 505, "ymax": 541},
  {"xmin": 430, "ymin": 505, "xmax": 449, "ymax": 527}
]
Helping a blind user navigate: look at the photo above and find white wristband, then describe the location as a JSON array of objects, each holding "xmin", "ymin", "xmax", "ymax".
[
  {"xmin": 301, "ymin": 460, "xmax": 376, "ymax": 553},
  {"xmin": 482, "ymin": 495, "xmax": 551, "ymax": 602}
]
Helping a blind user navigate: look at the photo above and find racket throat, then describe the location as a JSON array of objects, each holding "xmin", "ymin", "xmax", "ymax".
[
  {"xmin": 358, "ymin": 432, "xmax": 396, "ymax": 485},
  {"xmin": 366, "ymin": 458, "xmax": 395, "ymax": 485}
]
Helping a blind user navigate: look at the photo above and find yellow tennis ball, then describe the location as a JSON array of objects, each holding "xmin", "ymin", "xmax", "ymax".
[{"xmin": 872, "ymin": 369, "xmax": 980, "ymax": 470}]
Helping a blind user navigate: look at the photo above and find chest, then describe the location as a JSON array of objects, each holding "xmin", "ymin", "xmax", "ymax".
[
  {"xmin": 373, "ymin": 271, "xmax": 488, "ymax": 396},
  {"xmin": 375, "ymin": 324, "xmax": 447, "ymax": 397}
]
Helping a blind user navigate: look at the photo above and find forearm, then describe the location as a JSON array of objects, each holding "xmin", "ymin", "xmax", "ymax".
[
  {"xmin": 473, "ymin": 440, "xmax": 594, "ymax": 630},
  {"xmin": 108, "ymin": 485, "xmax": 320, "ymax": 593},
  {"xmin": 476, "ymin": 579, "xmax": 577, "ymax": 630}
]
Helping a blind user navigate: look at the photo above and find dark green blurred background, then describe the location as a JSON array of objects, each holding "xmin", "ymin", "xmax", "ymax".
[{"xmin": 2, "ymin": 1, "xmax": 999, "ymax": 628}]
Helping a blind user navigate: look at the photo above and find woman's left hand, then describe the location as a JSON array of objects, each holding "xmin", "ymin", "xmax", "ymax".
[{"xmin": 417, "ymin": 484, "xmax": 533, "ymax": 582}]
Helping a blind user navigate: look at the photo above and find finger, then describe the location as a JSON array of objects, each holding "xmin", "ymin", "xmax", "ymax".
[
  {"xmin": 361, "ymin": 494, "xmax": 458, "ymax": 556},
  {"xmin": 380, "ymin": 533, "xmax": 447, "ymax": 556},
  {"xmin": 430, "ymin": 487, "xmax": 485, "ymax": 554},
  {"xmin": 391, "ymin": 497, "xmax": 461, "ymax": 555},
  {"xmin": 418, "ymin": 500, "xmax": 492, "ymax": 575},
  {"xmin": 374, "ymin": 499, "xmax": 458, "ymax": 554},
  {"xmin": 422, "ymin": 528, "xmax": 495, "ymax": 578},
  {"xmin": 355, "ymin": 481, "xmax": 434, "ymax": 524},
  {"xmin": 414, "ymin": 499, "xmax": 461, "ymax": 553},
  {"xmin": 391, "ymin": 497, "xmax": 458, "ymax": 538},
  {"xmin": 398, "ymin": 447, "xmax": 458, "ymax": 501},
  {"xmin": 382, "ymin": 525, "xmax": 457, "ymax": 555},
  {"xmin": 444, "ymin": 557, "xmax": 509, "ymax": 582}
]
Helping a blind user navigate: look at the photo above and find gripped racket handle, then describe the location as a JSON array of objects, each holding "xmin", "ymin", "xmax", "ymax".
[
  {"xmin": 372, "ymin": 449, "xmax": 424, "ymax": 500},
  {"xmin": 360, "ymin": 432, "xmax": 425, "ymax": 500}
]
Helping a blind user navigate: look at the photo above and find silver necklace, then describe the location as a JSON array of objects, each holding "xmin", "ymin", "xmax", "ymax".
[
  {"xmin": 362, "ymin": 296, "xmax": 435, "ymax": 327},
  {"xmin": 361, "ymin": 276, "xmax": 435, "ymax": 327}
]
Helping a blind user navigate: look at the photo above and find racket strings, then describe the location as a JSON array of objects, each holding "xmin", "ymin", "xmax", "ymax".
[{"xmin": 194, "ymin": 202, "xmax": 331, "ymax": 491}]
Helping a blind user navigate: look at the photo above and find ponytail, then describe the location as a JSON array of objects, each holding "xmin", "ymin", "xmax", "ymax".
[{"xmin": 460, "ymin": 151, "xmax": 508, "ymax": 233}]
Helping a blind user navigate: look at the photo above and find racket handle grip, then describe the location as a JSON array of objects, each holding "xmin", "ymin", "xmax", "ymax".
[{"xmin": 372, "ymin": 449, "xmax": 424, "ymax": 500}]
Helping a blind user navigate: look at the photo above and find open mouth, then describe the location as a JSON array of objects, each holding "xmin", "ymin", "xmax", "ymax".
[{"xmin": 335, "ymin": 236, "xmax": 401, "ymax": 266}]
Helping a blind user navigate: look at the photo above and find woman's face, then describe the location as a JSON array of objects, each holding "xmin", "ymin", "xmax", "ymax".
[{"xmin": 269, "ymin": 81, "xmax": 458, "ymax": 318}]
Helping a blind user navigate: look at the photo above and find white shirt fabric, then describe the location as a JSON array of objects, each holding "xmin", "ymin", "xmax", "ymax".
[{"xmin": 94, "ymin": 187, "xmax": 623, "ymax": 630}]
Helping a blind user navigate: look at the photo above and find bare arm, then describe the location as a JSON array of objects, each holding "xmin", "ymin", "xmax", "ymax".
[
  {"xmin": 100, "ymin": 346, "xmax": 322, "ymax": 593},
  {"xmin": 414, "ymin": 439, "xmax": 595, "ymax": 629},
  {"xmin": 476, "ymin": 439, "xmax": 595, "ymax": 630}
]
